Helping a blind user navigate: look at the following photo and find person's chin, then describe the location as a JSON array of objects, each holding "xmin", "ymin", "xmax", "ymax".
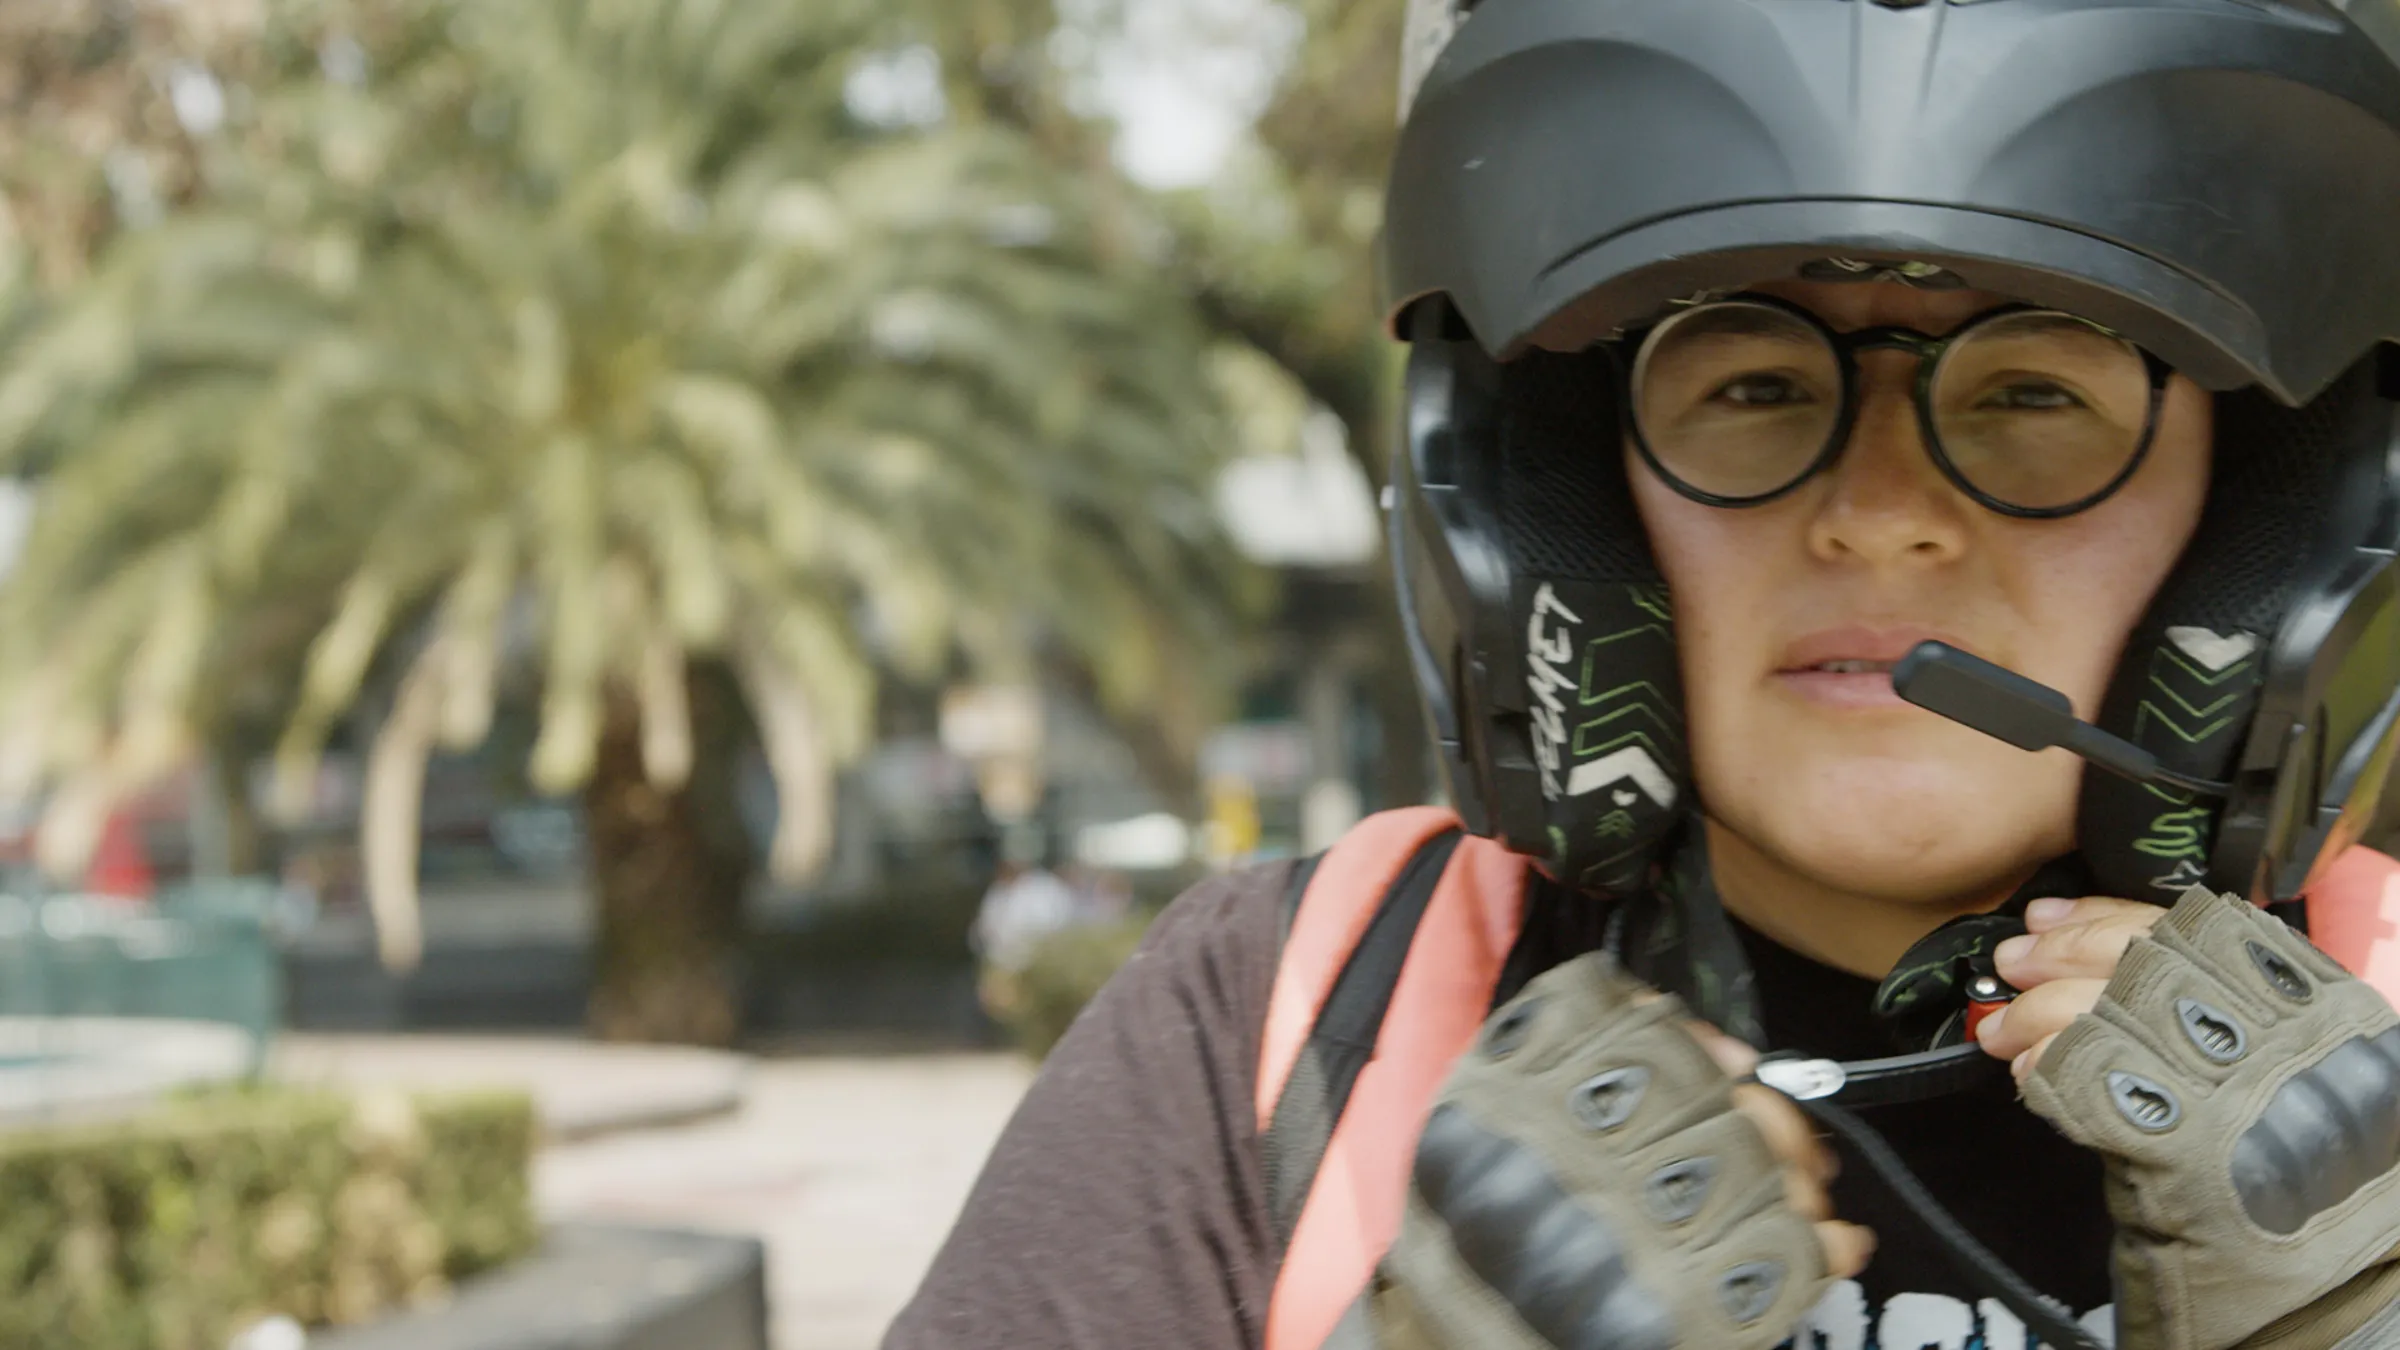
[
  {"xmin": 1738, "ymin": 758, "xmax": 2070, "ymax": 902},
  {"xmin": 1770, "ymin": 825, "xmax": 2026, "ymax": 907}
]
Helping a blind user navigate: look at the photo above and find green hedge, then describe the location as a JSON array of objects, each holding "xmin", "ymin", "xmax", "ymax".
[
  {"xmin": 997, "ymin": 917, "xmax": 1157, "ymax": 1061},
  {"xmin": 753, "ymin": 878, "xmax": 988, "ymax": 974},
  {"xmin": 0, "ymin": 1089, "xmax": 539, "ymax": 1350}
]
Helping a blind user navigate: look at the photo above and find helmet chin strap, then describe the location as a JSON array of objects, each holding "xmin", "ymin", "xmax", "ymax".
[{"xmin": 1773, "ymin": 1083, "xmax": 2111, "ymax": 1350}]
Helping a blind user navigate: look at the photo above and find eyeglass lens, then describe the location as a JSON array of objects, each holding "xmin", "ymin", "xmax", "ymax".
[{"xmin": 1629, "ymin": 301, "xmax": 2153, "ymax": 513}]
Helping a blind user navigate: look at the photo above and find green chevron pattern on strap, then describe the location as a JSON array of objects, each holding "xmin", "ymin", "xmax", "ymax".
[{"xmin": 2133, "ymin": 643, "xmax": 2257, "ymax": 746}]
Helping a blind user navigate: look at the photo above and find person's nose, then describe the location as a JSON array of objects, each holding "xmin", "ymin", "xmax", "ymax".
[{"xmin": 1804, "ymin": 360, "xmax": 1972, "ymax": 566}]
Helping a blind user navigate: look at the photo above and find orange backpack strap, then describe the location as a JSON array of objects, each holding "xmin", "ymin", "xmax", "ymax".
[
  {"xmin": 1256, "ymin": 807, "xmax": 1531, "ymax": 1350},
  {"xmin": 2305, "ymin": 844, "xmax": 2400, "ymax": 1007},
  {"xmin": 1259, "ymin": 828, "xmax": 1462, "ymax": 1250}
]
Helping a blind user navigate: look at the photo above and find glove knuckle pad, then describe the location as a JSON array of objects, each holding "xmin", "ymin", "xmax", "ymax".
[
  {"xmin": 2111, "ymin": 929, "xmax": 2272, "ymax": 1037},
  {"xmin": 1411, "ymin": 1103, "xmax": 1680, "ymax": 1350},
  {"xmin": 2228, "ymin": 1024, "xmax": 2400, "ymax": 1236},
  {"xmin": 1630, "ymin": 1109, "xmax": 1787, "ymax": 1243},
  {"xmin": 1538, "ymin": 1018, "xmax": 1733, "ymax": 1151},
  {"xmin": 1404, "ymin": 959, "xmax": 1828, "ymax": 1350},
  {"xmin": 2027, "ymin": 1010, "xmax": 2182, "ymax": 1155},
  {"xmin": 2019, "ymin": 887, "xmax": 2400, "ymax": 1349}
]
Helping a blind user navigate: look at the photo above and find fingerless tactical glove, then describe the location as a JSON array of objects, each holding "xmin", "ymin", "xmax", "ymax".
[
  {"xmin": 1374, "ymin": 951, "xmax": 1830, "ymax": 1350},
  {"xmin": 2020, "ymin": 886, "xmax": 2400, "ymax": 1350}
]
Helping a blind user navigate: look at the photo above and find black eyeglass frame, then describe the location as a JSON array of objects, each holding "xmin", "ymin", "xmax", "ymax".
[{"xmin": 1613, "ymin": 292, "xmax": 2176, "ymax": 520}]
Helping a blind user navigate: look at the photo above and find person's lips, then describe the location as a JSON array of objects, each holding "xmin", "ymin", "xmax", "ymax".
[{"xmin": 1773, "ymin": 628, "xmax": 1973, "ymax": 709}]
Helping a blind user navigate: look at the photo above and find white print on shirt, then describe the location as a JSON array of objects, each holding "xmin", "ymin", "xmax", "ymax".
[{"xmin": 1785, "ymin": 1281, "xmax": 2115, "ymax": 1350}]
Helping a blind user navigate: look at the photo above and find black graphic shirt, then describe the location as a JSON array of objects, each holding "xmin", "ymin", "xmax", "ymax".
[
  {"xmin": 886, "ymin": 857, "xmax": 2118, "ymax": 1350},
  {"xmin": 1730, "ymin": 913, "xmax": 2117, "ymax": 1350}
]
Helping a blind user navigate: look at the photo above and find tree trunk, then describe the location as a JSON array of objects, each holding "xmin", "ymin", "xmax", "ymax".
[
  {"xmin": 210, "ymin": 747, "xmax": 266, "ymax": 876},
  {"xmin": 582, "ymin": 663, "xmax": 755, "ymax": 1046}
]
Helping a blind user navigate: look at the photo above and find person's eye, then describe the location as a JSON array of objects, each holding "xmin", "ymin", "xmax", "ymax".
[
  {"xmin": 1975, "ymin": 379, "xmax": 2086, "ymax": 412},
  {"xmin": 1709, "ymin": 373, "xmax": 1813, "ymax": 408}
]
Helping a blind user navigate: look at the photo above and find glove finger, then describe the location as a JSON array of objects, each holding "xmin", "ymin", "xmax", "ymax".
[
  {"xmin": 1688, "ymin": 1184, "xmax": 1833, "ymax": 1344},
  {"xmin": 2082, "ymin": 893, "xmax": 2400, "ymax": 1138},
  {"xmin": 1463, "ymin": 979, "xmax": 1734, "ymax": 1156},
  {"xmin": 1620, "ymin": 1101, "xmax": 1793, "ymax": 1247},
  {"xmin": 2020, "ymin": 1003, "xmax": 2187, "ymax": 1162},
  {"xmin": 1489, "ymin": 951, "xmax": 1679, "ymax": 1076},
  {"xmin": 2021, "ymin": 886, "xmax": 2400, "ymax": 1350},
  {"xmin": 2160, "ymin": 889, "xmax": 2394, "ymax": 1019}
]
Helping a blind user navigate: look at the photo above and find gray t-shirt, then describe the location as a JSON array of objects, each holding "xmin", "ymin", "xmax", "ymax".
[{"xmin": 888, "ymin": 863, "xmax": 1288, "ymax": 1350}]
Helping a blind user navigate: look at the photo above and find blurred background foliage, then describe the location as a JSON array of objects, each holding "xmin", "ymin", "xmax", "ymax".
[
  {"xmin": 0, "ymin": 0, "xmax": 1411, "ymax": 1046},
  {"xmin": 990, "ymin": 914, "xmax": 1154, "ymax": 1061},
  {"xmin": 0, "ymin": 1087, "xmax": 535, "ymax": 1349}
]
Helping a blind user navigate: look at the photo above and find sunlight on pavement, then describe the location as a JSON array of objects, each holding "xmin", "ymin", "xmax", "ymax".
[{"xmin": 534, "ymin": 1054, "xmax": 1035, "ymax": 1350}]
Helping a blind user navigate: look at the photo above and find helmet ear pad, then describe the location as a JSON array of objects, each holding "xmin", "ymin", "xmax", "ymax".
[
  {"xmin": 1488, "ymin": 350, "xmax": 1692, "ymax": 894},
  {"xmin": 2077, "ymin": 363, "xmax": 2384, "ymax": 901}
]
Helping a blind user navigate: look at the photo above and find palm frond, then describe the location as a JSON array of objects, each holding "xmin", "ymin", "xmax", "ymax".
[{"xmin": 0, "ymin": 0, "xmax": 1263, "ymax": 948}]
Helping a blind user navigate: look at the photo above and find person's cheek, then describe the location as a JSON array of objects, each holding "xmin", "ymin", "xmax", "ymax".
[
  {"xmin": 2005, "ymin": 384, "xmax": 2210, "ymax": 719},
  {"xmin": 1627, "ymin": 452, "xmax": 1753, "ymax": 770}
]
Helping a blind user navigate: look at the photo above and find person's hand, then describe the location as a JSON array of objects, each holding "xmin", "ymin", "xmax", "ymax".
[
  {"xmin": 1373, "ymin": 952, "xmax": 1870, "ymax": 1350},
  {"xmin": 1991, "ymin": 885, "xmax": 2400, "ymax": 1350},
  {"xmin": 1975, "ymin": 895, "xmax": 2166, "ymax": 1079},
  {"xmin": 1681, "ymin": 1016, "xmax": 1877, "ymax": 1283}
]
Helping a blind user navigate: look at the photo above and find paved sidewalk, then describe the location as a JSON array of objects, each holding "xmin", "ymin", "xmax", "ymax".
[
  {"xmin": 534, "ymin": 1053, "xmax": 1033, "ymax": 1350},
  {"xmin": 270, "ymin": 1033, "xmax": 750, "ymax": 1138},
  {"xmin": 261, "ymin": 1033, "xmax": 1032, "ymax": 1350}
]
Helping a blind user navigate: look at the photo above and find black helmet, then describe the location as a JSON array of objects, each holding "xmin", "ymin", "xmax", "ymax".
[{"xmin": 1383, "ymin": 0, "xmax": 2400, "ymax": 907}]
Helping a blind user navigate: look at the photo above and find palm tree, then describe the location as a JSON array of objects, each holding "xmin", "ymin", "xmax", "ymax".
[{"xmin": 0, "ymin": 0, "xmax": 1257, "ymax": 1044}]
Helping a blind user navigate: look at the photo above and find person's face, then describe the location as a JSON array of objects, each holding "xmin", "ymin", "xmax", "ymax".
[{"xmin": 1627, "ymin": 280, "xmax": 2213, "ymax": 906}]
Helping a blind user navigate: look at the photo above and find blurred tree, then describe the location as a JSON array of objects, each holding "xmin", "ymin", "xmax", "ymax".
[
  {"xmin": 0, "ymin": 1, "xmax": 281, "ymax": 873},
  {"xmin": 962, "ymin": 0, "xmax": 1437, "ymax": 812},
  {"xmin": 1151, "ymin": 0, "xmax": 1435, "ymax": 810},
  {"xmin": 1009, "ymin": 0, "xmax": 1400, "ymax": 479},
  {"xmin": 0, "ymin": 0, "xmax": 268, "ymax": 293},
  {"xmin": 1178, "ymin": 0, "xmax": 1402, "ymax": 485},
  {"xmin": 0, "ymin": 0, "xmax": 1256, "ymax": 1044}
]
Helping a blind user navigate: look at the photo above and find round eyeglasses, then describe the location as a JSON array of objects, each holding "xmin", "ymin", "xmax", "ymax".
[{"xmin": 1617, "ymin": 294, "xmax": 2174, "ymax": 519}]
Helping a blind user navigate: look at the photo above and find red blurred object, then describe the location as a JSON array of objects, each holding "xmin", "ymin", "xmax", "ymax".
[
  {"xmin": 85, "ymin": 809, "xmax": 155, "ymax": 899},
  {"xmin": 1963, "ymin": 976, "xmax": 2012, "ymax": 1045}
]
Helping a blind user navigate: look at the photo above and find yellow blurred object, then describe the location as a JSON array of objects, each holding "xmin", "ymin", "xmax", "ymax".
[{"xmin": 1202, "ymin": 773, "xmax": 1262, "ymax": 869}]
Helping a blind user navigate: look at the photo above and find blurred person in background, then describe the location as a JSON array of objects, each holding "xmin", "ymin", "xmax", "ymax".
[
  {"xmin": 970, "ymin": 858, "xmax": 1086, "ymax": 1021},
  {"xmin": 889, "ymin": 4, "xmax": 2400, "ymax": 1350},
  {"xmin": 1064, "ymin": 864, "xmax": 1132, "ymax": 926}
]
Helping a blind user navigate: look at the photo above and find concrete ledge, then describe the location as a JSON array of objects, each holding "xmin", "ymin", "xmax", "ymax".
[
  {"xmin": 311, "ymin": 1224, "xmax": 768, "ymax": 1350},
  {"xmin": 0, "ymin": 1017, "xmax": 254, "ymax": 1128}
]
